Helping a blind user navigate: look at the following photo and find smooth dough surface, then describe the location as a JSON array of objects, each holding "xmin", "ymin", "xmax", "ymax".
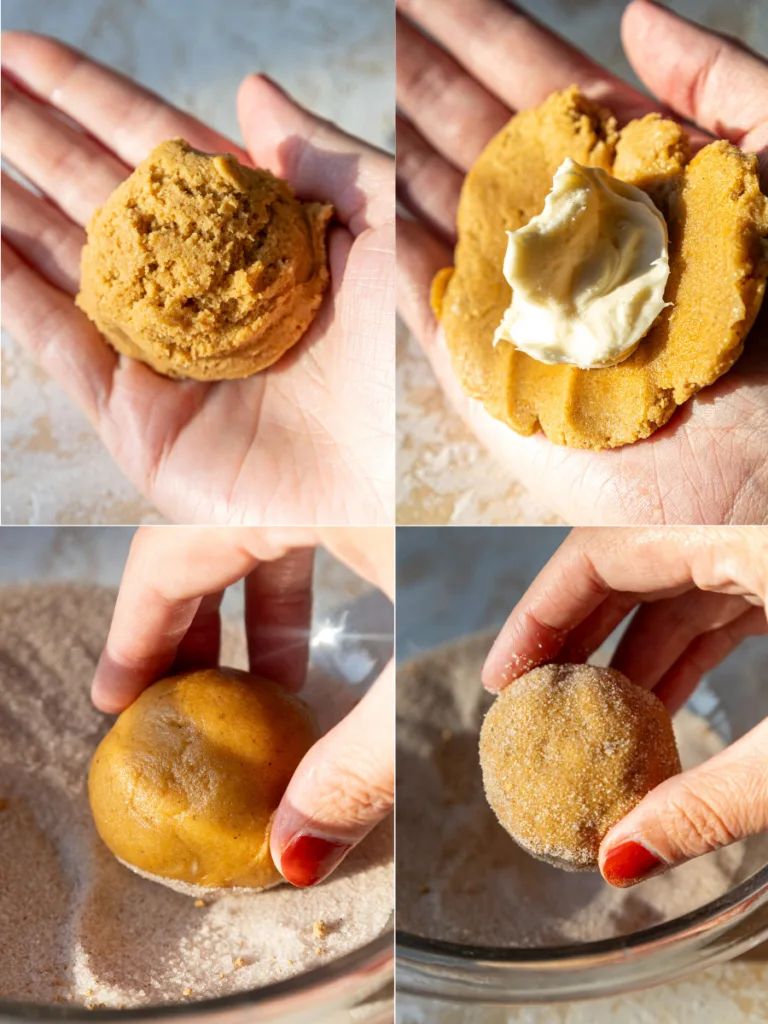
[
  {"xmin": 77, "ymin": 139, "xmax": 331, "ymax": 380},
  {"xmin": 89, "ymin": 667, "xmax": 316, "ymax": 890},
  {"xmin": 434, "ymin": 87, "xmax": 768, "ymax": 449},
  {"xmin": 479, "ymin": 663, "xmax": 681, "ymax": 870}
]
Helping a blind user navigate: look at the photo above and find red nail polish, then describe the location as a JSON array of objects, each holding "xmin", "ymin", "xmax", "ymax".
[
  {"xmin": 279, "ymin": 833, "xmax": 352, "ymax": 888},
  {"xmin": 602, "ymin": 840, "xmax": 665, "ymax": 888}
]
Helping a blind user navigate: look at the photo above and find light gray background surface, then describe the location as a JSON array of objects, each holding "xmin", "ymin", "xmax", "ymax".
[{"xmin": 1, "ymin": 0, "xmax": 394, "ymax": 524}]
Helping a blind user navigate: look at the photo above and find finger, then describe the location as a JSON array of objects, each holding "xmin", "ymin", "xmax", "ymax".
[
  {"xmin": 1, "ymin": 172, "xmax": 84, "ymax": 294},
  {"xmin": 319, "ymin": 528, "xmax": 395, "ymax": 604},
  {"xmin": 622, "ymin": 0, "xmax": 768, "ymax": 155},
  {"xmin": 482, "ymin": 527, "xmax": 768, "ymax": 692},
  {"xmin": 1, "ymin": 239, "xmax": 116, "ymax": 428},
  {"xmin": 600, "ymin": 716, "xmax": 768, "ymax": 887},
  {"xmin": 611, "ymin": 591, "xmax": 754, "ymax": 691},
  {"xmin": 1, "ymin": 72, "xmax": 128, "ymax": 224},
  {"xmin": 173, "ymin": 591, "xmax": 224, "ymax": 673},
  {"xmin": 557, "ymin": 591, "xmax": 640, "ymax": 663},
  {"xmin": 396, "ymin": 14, "xmax": 510, "ymax": 172},
  {"xmin": 237, "ymin": 73, "xmax": 394, "ymax": 236},
  {"xmin": 395, "ymin": 215, "xmax": 451, "ymax": 350},
  {"xmin": 271, "ymin": 662, "xmax": 394, "ymax": 886},
  {"xmin": 653, "ymin": 605, "xmax": 768, "ymax": 715},
  {"xmin": 1, "ymin": 32, "xmax": 247, "ymax": 168},
  {"xmin": 245, "ymin": 548, "xmax": 315, "ymax": 693},
  {"xmin": 396, "ymin": 0, "xmax": 652, "ymax": 124},
  {"xmin": 91, "ymin": 527, "xmax": 315, "ymax": 713},
  {"xmin": 396, "ymin": 117, "xmax": 462, "ymax": 244}
]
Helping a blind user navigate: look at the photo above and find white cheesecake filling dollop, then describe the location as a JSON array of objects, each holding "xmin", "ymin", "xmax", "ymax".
[{"xmin": 493, "ymin": 158, "xmax": 671, "ymax": 369}]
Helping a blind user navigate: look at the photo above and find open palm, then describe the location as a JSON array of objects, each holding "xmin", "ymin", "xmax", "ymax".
[
  {"xmin": 396, "ymin": 0, "xmax": 768, "ymax": 524},
  {"xmin": 2, "ymin": 33, "xmax": 394, "ymax": 525}
]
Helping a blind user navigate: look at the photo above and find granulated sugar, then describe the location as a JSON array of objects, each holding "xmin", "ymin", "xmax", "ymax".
[
  {"xmin": 479, "ymin": 664, "xmax": 681, "ymax": 870},
  {"xmin": 397, "ymin": 631, "xmax": 767, "ymax": 948},
  {"xmin": 0, "ymin": 584, "xmax": 392, "ymax": 1008}
]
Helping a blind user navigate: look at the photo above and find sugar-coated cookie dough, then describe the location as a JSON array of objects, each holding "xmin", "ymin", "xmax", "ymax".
[
  {"xmin": 89, "ymin": 667, "xmax": 316, "ymax": 891},
  {"xmin": 479, "ymin": 663, "xmax": 681, "ymax": 870},
  {"xmin": 77, "ymin": 139, "xmax": 332, "ymax": 380},
  {"xmin": 432, "ymin": 87, "xmax": 768, "ymax": 449}
]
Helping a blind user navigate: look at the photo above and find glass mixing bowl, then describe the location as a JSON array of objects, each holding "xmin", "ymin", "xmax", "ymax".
[
  {"xmin": 395, "ymin": 527, "xmax": 768, "ymax": 1004},
  {"xmin": 0, "ymin": 527, "xmax": 394, "ymax": 1024}
]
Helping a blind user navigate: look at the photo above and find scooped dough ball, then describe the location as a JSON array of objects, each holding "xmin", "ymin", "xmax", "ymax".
[
  {"xmin": 89, "ymin": 668, "xmax": 316, "ymax": 892},
  {"xmin": 479, "ymin": 663, "xmax": 681, "ymax": 870},
  {"xmin": 77, "ymin": 138, "xmax": 332, "ymax": 380}
]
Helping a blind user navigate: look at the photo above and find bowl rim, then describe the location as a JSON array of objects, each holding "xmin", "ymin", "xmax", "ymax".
[
  {"xmin": 0, "ymin": 928, "xmax": 394, "ymax": 1021},
  {"xmin": 395, "ymin": 862, "xmax": 768, "ymax": 963}
]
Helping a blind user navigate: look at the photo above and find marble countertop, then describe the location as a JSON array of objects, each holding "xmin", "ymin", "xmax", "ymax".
[
  {"xmin": 397, "ymin": 956, "xmax": 768, "ymax": 1024},
  {"xmin": 1, "ymin": 0, "xmax": 394, "ymax": 524},
  {"xmin": 396, "ymin": 0, "xmax": 768, "ymax": 526}
]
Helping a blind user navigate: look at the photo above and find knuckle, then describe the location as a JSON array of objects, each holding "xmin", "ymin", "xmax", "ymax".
[
  {"xmin": 401, "ymin": 62, "xmax": 452, "ymax": 118},
  {"xmin": 662, "ymin": 780, "xmax": 737, "ymax": 858},
  {"xmin": 311, "ymin": 751, "xmax": 394, "ymax": 830}
]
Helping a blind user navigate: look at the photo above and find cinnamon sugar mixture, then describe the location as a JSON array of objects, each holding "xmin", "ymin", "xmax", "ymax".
[
  {"xmin": 0, "ymin": 584, "xmax": 392, "ymax": 1007},
  {"xmin": 397, "ymin": 631, "xmax": 764, "ymax": 947},
  {"xmin": 480, "ymin": 663, "xmax": 681, "ymax": 869}
]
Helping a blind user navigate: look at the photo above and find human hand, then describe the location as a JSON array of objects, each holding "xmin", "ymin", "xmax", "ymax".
[
  {"xmin": 91, "ymin": 525, "xmax": 394, "ymax": 888},
  {"xmin": 2, "ymin": 33, "xmax": 394, "ymax": 526},
  {"xmin": 482, "ymin": 526, "xmax": 768, "ymax": 888},
  {"xmin": 396, "ymin": 0, "xmax": 768, "ymax": 525}
]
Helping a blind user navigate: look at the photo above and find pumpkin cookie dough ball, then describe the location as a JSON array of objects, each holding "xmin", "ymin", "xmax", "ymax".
[
  {"xmin": 89, "ymin": 668, "xmax": 316, "ymax": 893},
  {"xmin": 479, "ymin": 664, "xmax": 681, "ymax": 871},
  {"xmin": 77, "ymin": 139, "xmax": 332, "ymax": 380}
]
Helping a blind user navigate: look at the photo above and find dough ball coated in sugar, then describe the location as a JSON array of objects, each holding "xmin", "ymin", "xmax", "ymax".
[{"xmin": 479, "ymin": 663, "xmax": 681, "ymax": 870}]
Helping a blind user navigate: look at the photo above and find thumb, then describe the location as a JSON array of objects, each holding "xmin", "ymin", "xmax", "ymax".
[
  {"xmin": 599, "ymin": 718, "xmax": 768, "ymax": 888},
  {"xmin": 269, "ymin": 662, "xmax": 394, "ymax": 887}
]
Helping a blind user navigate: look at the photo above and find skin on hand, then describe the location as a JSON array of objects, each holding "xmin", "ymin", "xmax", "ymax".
[
  {"xmin": 1, "ymin": 34, "xmax": 394, "ymax": 526},
  {"xmin": 396, "ymin": 0, "xmax": 768, "ymax": 525},
  {"xmin": 482, "ymin": 526, "xmax": 768, "ymax": 887},
  {"xmin": 92, "ymin": 526, "xmax": 394, "ymax": 888}
]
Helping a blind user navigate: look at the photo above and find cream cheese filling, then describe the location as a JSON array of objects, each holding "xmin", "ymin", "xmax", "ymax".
[{"xmin": 493, "ymin": 158, "xmax": 670, "ymax": 369}]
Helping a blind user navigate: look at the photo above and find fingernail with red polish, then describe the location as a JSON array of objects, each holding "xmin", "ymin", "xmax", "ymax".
[
  {"xmin": 602, "ymin": 839, "xmax": 666, "ymax": 888},
  {"xmin": 279, "ymin": 832, "xmax": 352, "ymax": 888}
]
